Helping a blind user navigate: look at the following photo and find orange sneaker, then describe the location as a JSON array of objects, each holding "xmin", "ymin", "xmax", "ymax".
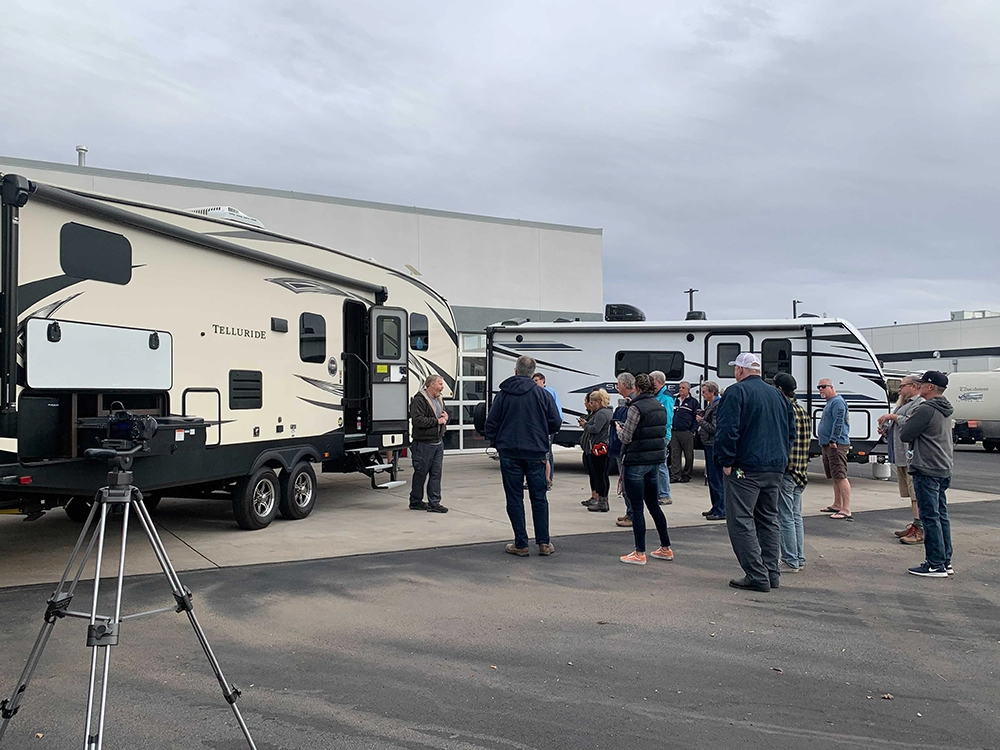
[
  {"xmin": 650, "ymin": 547, "xmax": 674, "ymax": 561},
  {"xmin": 620, "ymin": 550, "xmax": 646, "ymax": 565}
]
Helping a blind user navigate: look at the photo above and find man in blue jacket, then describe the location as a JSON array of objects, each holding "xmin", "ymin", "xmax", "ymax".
[
  {"xmin": 714, "ymin": 352, "xmax": 796, "ymax": 592},
  {"xmin": 485, "ymin": 355, "xmax": 563, "ymax": 557}
]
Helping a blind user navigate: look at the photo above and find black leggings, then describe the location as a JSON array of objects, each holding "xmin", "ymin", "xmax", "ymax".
[{"xmin": 583, "ymin": 452, "xmax": 610, "ymax": 496}]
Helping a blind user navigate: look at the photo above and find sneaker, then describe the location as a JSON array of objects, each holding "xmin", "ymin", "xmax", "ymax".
[
  {"xmin": 426, "ymin": 504, "xmax": 448, "ymax": 513},
  {"xmin": 908, "ymin": 561, "xmax": 948, "ymax": 578},
  {"xmin": 658, "ymin": 497, "xmax": 672, "ymax": 506},
  {"xmin": 946, "ymin": 563, "xmax": 954, "ymax": 575},
  {"xmin": 649, "ymin": 547, "xmax": 674, "ymax": 561},
  {"xmin": 701, "ymin": 510, "xmax": 713, "ymax": 517},
  {"xmin": 504, "ymin": 543, "xmax": 530, "ymax": 557},
  {"xmin": 408, "ymin": 502, "xmax": 429, "ymax": 510},
  {"xmin": 538, "ymin": 543, "xmax": 555, "ymax": 556},
  {"xmin": 705, "ymin": 513, "xmax": 726, "ymax": 521},
  {"xmin": 582, "ymin": 498, "xmax": 597, "ymax": 506},
  {"xmin": 899, "ymin": 526, "xmax": 924, "ymax": 545},
  {"xmin": 780, "ymin": 560, "xmax": 801, "ymax": 573},
  {"xmin": 615, "ymin": 517, "xmax": 633, "ymax": 527},
  {"xmin": 894, "ymin": 523, "xmax": 916, "ymax": 538},
  {"xmin": 620, "ymin": 550, "xmax": 646, "ymax": 565}
]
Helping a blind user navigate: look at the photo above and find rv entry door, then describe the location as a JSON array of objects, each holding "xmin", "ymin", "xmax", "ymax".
[{"xmin": 369, "ymin": 307, "xmax": 409, "ymax": 433}]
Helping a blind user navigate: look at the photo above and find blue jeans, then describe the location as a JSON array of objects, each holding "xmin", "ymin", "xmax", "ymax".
[
  {"xmin": 499, "ymin": 455, "xmax": 550, "ymax": 548},
  {"xmin": 656, "ymin": 446, "xmax": 672, "ymax": 500},
  {"xmin": 778, "ymin": 474, "xmax": 805, "ymax": 568},
  {"xmin": 623, "ymin": 462, "xmax": 671, "ymax": 553},
  {"xmin": 617, "ymin": 456, "xmax": 633, "ymax": 519},
  {"xmin": 911, "ymin": 471, "xmax": 952, "ymax": 568},
  {"xmin": 704, "ymin": 445, "xmax": 725, "ymax": 517}
]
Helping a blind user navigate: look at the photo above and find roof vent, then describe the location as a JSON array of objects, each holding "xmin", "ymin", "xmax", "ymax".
[
  {"xmin": 501, "ymin": 317, "xmax": 529, "ymax": 326},
  {"xmin": 552, "ymin": 317, "xmax": 574, "ymax": 323},
  {"xmin": 605, "ymin": 304, "xmax": 645, "ymax": 322},
  {"xmin": 685, "ymin": 310, "xmax": 707, "ymax": 321}
]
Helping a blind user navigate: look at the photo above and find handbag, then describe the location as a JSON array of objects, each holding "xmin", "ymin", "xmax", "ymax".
[{"xmin": 591, "ymin": 442, "xmax": 608, "ymax": 457}]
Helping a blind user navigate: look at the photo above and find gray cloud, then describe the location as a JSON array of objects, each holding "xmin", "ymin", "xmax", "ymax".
[{"xmin": 1, "ymin": 0, "xmax": 997, "ymax": 327}]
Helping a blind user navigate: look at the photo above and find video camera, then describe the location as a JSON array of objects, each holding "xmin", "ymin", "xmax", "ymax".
[{"xmin": 104, "ymin": 403, "xmax": 158, "ymax": 452}]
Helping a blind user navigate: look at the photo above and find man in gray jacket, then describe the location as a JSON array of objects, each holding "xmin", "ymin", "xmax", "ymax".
[
  {"xmin": 877, "ymin": 375, "xmax": 924, "ymax": 544},
  {"xmin": 881, "ymin": 370, "xmax": 954, "ymax": 578}
]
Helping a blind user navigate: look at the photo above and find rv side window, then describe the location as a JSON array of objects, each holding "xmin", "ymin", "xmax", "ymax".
[
  {"xmin": 60, "ymin": 223, "xmax": 132, "ymax": 285},
  {"xmin": 409, "ymin": 313, "xmax": 429, "ymax": 351},
  {"xmin": 299, "ymin": 313, "xmax": 326, "ymax": 363},
  {"xmin": 377, "ymin": 316, "xmax": 401, "ymax": 360},
  {"xmin": 615, "ymin": 351, "xmax": 684, "ymax": 380},
  {"xmin": 761, "ymin": 338, "xmax": 792, "ymax": 383},
  {"xmin": 717, "ymin": 343, "xmax": 742, "ymax": 379}
]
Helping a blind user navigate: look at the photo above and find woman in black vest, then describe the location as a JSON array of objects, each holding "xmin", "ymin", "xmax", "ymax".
[{"xmin": 616, "ymin": 373, "xmax": 674, "ymax": 565}]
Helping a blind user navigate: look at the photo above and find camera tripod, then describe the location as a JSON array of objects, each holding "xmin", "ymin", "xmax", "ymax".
[{"xmin": 0, "ymin": 446, "xmax": 257, "ymax": 749}]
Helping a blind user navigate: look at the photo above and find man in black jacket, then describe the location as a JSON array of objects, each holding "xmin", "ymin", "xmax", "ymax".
[
  {"xmin": 669, "ymin": 381, "xmax": 700, "ymax": 483},
  {"xmin": 408, "ymin": 374, "xmax": 449, "ymax": 512},
  {"xmin": 484, "ymin": 356, "xmax": 563, "ymax": 557},
  {"xmin": 714, "ymin": 352, "xmax": 795, "ymax": 592}
]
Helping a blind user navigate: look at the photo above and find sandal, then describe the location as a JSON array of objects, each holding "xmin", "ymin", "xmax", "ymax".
[
  {"xmin": 820, "ymin": 506, "xmax": 839, "ymax": 513},
  {"xmin": 829, "ymin": 512, "xmax": 853, "ymax": 521}
]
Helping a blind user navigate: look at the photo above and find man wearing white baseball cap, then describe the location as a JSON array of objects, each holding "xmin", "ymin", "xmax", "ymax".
[{"xmin": 713, "ymin": 352, "xmax": 796, "ymax": 592}]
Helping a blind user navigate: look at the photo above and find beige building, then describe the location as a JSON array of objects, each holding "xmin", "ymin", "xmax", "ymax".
[{"xmin": 860, "ymin": 310, "xmax": 1000, "ymax": 374}]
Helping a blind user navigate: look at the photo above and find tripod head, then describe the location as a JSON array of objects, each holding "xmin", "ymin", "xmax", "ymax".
[{"xmin": 81, "ymin": 403, "xmax": 158, "ymax": 485}]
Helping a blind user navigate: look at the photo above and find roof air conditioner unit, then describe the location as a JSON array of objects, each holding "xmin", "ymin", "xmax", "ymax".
[
  {"xmin": 605, "ymin": 304, "xmax": 645, "ymax": 322},
  {"xmin": 685, "ymin": 311, "xmax": 707, "ymax": 320}
]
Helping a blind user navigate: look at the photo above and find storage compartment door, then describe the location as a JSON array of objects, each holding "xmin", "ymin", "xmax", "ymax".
[{"xmin": 369, "ymin": 307, "xmax": 408, "ymax": 432}]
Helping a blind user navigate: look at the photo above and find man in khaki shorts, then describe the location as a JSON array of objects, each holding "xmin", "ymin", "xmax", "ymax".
[
  {"xmin": 817, "ymin": 379, "xmax": 852, "ymax": 520},
  {"xmin": 878, "ymin": 375, "xmax": 924, "ymax": 543}
]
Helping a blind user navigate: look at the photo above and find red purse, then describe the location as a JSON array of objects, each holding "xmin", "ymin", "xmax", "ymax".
[{"xmin": 591, "ymin": 442, "xmax": 608, "ymax": 457}]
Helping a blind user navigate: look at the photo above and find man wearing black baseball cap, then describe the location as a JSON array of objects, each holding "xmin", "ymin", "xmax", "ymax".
[{"xmin": 880, "ymin": 370, "xmax": 955, "ymax": 578}]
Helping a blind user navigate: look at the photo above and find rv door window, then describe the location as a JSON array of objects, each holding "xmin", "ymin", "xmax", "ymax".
[
  {"xmin": 409, "ymin": 313, "xmax": 429, "ymax": 351},
  {"xmin": 59, "ymin": 223, "xmax": 132, "ymax": 285},
  {"xmin": 761, "ymin": 338, "xmax": 792, "ymax": 383},
  {"xmin": 717, "ymin": 343, "xmax": 742, "ymax": 379},
  {"xmin": 615, "ymin": 351, "xmax": 684, "ymax": 380},
  {"xmin": 376, "ymin": 316, "xmax": 401, "ymax": 360},
  {"xmin": 299, "ymin": 313, "xmax": 326, "ymax": 363}
]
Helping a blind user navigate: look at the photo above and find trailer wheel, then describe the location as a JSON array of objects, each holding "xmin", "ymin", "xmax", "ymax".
[
  {"xmin": 142, "ymin": 493, "xmax": 162, "ymax": 512},
  {"xmin": 64, "ymin": 497, "xmax": 94, "ymax": 523},
  {"xmin": 278, "ymin": 462, "xmax": 317, "ymax": 520},
  {"xmin": 232, "ymin": 468, "xmax": 279, "ymax": 530}
]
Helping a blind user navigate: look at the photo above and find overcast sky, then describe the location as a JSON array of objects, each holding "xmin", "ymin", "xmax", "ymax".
[{"xmin": 2, "ymin": 0, "xmax": 998, "ymax": 327}]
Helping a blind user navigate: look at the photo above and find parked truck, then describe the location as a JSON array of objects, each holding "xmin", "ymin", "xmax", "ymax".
[{"xmin": 948, "ymin": 370, "xmax": 1000, "ymax": 451}]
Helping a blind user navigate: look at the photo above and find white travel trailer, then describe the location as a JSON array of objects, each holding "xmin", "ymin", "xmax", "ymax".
[
  {"xmin": 0, "ymin": 173, "xmax": 458, "ymax": 529},
  {"xmin": 944, "ymin": 370, "xmax": 1000, "ymax": 451},
  {"xmin": 483, "ymin": 306, "xmax": 891, "ymax": 460}
]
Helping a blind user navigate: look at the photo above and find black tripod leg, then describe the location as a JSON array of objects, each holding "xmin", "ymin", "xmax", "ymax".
[
  {"xmin": 130, "ymin": 496, "xmax": 257, "ymax": 749},
  {"xmin": 0, "ymin": 495, "xmax": 105, "ymax": 744}
]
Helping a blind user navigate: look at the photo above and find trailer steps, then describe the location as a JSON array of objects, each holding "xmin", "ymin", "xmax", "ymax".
[{"xmin": 374, "ymin": 480, "xmax": 406, "ymax": 490}]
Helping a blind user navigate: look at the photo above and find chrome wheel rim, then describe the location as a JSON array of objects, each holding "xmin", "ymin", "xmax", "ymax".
[
  {"xmin": 253, "ymin": 478, "xmax": 275, "ymax": 517},
  {"xmin": 293, "ymin": 472, "xmax": 313, "ymax": 508}
]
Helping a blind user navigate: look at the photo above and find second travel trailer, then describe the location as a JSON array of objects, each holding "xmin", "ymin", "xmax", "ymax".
[
  {"xmin": 482, "ymin": 306, "xmax": 891, "ymax": 460},
  {"xmin": 0, "ymin": 172, "xmax": 459, "ymax": 529}
]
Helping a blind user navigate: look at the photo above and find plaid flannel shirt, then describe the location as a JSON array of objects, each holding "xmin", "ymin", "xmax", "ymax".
[{"xmin": 787, "ymin": 398, "xmax": 810, "ymax": 488}]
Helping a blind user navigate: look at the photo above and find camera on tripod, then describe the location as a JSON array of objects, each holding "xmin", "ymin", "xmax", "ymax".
[{"xmin": 104, "ymin": 402, "xmax": 158, "ymax": 451}]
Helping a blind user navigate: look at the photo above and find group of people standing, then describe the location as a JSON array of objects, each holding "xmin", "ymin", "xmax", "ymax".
[{"xmin": 410, "ymin": 352, "xmax": 957, "ymax": 585}]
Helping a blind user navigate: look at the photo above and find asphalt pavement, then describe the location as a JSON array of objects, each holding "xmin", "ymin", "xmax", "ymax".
[{"xmin": 1, "ymin": 500, "xmax": 998, "ymax": 750}]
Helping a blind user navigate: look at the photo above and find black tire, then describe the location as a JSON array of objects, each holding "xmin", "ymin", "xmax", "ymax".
[
  {"xmin": 984, "ymin": 442, "xmax": 997, "ymax": 453},
  {"xmin": 64, "ymin": 496, "xmax": 94, "ymax": 523},
  {"xmin": 279, "ymin": 462, "xmax": 317, "ymax": 520},
  {"xmin": 142, "ymin": 493, "xmax": 162, "ymax": 512},
  {"xmin": 232, "ymin": 467, "xmax": 280, "ymax": 530}
]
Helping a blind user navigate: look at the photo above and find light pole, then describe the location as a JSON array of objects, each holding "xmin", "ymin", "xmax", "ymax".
[
  {"xmin": 793, "ymin": 299, "xmax": 802, "ymax": 318},
  {"xmin": 684, "ymin": 288, "xmax": 699, "ymax": 312}
]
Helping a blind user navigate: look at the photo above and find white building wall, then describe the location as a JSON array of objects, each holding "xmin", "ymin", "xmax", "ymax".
[
  {"xmin": 0, "ymin": 157, "xmax": 603, "ymax": 328},
  {"xmin": 860, "ymin": 315, "xmax": 1000, "ymax": 374}
]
